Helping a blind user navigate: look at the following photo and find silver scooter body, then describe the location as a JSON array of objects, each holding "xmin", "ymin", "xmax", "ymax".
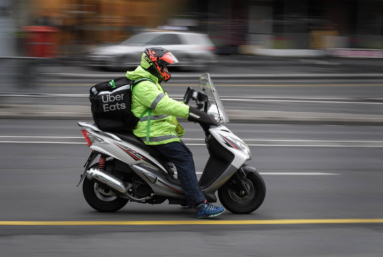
[
  {"xmin": 78, "ymin": 73, "xmax": 253, "ymax": 204},
  {"xmin": 78, "ymin": 121, "xmax": 251, "ymax": 203}
]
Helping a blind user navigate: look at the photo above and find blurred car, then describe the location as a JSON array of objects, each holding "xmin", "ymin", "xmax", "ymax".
[{"xmin": 88, "ymin": 31, "xmax": 216, "ymax": 71}]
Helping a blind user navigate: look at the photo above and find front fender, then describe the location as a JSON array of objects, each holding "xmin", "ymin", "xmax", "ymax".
[
  {"xmin": 239, "ymin": 165, "xmax": 265, "ymax": 191},
  {"xmin": 240, "ymin": 165, "xmax": 257, "ymax": 177}
]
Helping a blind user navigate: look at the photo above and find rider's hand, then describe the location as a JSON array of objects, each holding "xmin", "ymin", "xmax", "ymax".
[{"xmin": 187, "ymin": 106, "xmax": 218, "ymax": 126}]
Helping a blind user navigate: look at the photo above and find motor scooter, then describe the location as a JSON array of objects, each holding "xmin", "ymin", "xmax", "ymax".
[{"xmin": 77, "ymin": 73, "xmax": 266, "ymax": 213}]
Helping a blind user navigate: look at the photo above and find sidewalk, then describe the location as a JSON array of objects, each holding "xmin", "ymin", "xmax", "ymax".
[
  {"xmin": 48, "ymin": 55, "xmax": 383, "ymax": 80},
  {"xmin": 1, "ymin": 54, "xmax": 383, "ymax": 125},
  {"xmin": 1, "ymin": 104, "xmax": 382, "ymax": 125}
]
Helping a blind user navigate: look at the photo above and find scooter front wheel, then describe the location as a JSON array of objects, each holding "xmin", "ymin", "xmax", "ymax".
[{"xmin": 218, "ymin": 172, "xmax": 266, "ymax": 214}]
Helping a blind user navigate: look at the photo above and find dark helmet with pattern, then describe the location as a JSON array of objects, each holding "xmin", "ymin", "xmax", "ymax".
[{"xmin": 140, "ymin": 47, "xmax": 178, "ymax": 82}]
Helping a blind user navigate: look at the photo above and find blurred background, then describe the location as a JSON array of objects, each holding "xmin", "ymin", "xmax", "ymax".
[
  {"xmin": 3, "ymin": 0, "xmax": 383, "ymax": 55},
  {"xmin": 0, "ymin": 1, "xmax": 383, "ymax": 256},
  {"xmin": 1, "ymin": 0, "xmax": 383, "ymax": 110},
  {"xmin": 2, "ymin": 0, "xmax": 383, "ymax": 84},
  {"xmin": 1, "ymin": 0, "xmax": 383, "ymax": 89}
]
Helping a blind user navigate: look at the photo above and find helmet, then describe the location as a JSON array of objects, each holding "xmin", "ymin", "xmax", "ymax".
[{"xmin": 140, "ymin": 47, "xmax": 178, "ymax": 82}]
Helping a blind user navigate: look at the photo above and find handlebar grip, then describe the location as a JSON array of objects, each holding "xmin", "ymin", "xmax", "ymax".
[{"xmin": 187, "ymin": 106, "xmax": 217, "ymax": 126}]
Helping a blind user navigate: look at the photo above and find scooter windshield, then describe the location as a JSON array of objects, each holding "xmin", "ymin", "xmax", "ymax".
[{"xmin": 199, "ymin": 73, "xmax": 229, "ymax": 124}]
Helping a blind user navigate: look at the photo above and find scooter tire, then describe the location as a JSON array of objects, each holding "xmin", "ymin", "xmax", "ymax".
[
  {"xmin": 82, "ymin": 177, "xmax": 128, "ymax": 212},
  {"xmin": 218, "ymin": 172, "xmax": 266, "ymax": 214}
]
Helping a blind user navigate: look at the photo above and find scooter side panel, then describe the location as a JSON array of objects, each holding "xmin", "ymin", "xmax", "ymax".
[
  {"xmin": 202, "ymin": 164, "xmax": 238, "ymax": 203},
  {"xmin": 81, "ymin": 128, "xmax": 187, "ymax": 200},
  {"xmin": 198, "ymin": 126, "xmax": 249, "ymax": 202},
  {"xmin": 209, "ymin": 126, "xmax": 249, "ymax": 168},
  {"xmin": 132, "ymin": 164, "xmax": 186, "ymax": 199},
  {"xmin": 83, "ymin": 128, "xmax": 167, "ymax": 172}
]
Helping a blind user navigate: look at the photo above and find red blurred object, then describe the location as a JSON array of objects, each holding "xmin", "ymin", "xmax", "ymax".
[
  {"xmin": 98, "ymin": 157, "xmax": 106, "ymax": 171},
  {"xmin": 81, "ymin": 130, "xmax": 92, "ymax": 146},
  {"xmin": 24, "ymin": 26, "xmax": 59, "ymax": 57}
]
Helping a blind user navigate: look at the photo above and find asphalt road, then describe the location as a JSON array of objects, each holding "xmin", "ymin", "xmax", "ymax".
[{"xmin": 0, "ymin": 120, "xmax": 382, "ymax": 256}]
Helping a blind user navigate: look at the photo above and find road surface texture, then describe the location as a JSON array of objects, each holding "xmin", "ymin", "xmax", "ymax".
[
  {"xmin": 2, "ymin": 55, "xmax": 383, "ymax": 124},
  {"xmin": 2, "ymin": 78, "xmax": 383, "ymax": 122},
  {"xmin": 0, "ymin": 120, "xmax": 382, "ymax": 256}
]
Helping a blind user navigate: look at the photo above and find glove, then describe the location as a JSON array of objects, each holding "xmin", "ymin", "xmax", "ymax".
[{"xmin": 187, "ymin": 106, "xmax": 218, "ymax": 126}]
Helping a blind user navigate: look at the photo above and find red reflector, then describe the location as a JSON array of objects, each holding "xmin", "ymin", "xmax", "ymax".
[{"xmin": 81, "ymin": 130, "xmax": 92, "ymax": 146}]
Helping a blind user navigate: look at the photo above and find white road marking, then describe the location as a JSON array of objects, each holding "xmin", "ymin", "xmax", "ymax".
[
  {"xmin": 258, "ymin": 172, "xmax": 339, "ymax": 175},
  {"xmin": 0, "ymin": 136, "xmax": 82, "ymax": 138},
  {"xmin": 4, "ymin": 136, "xmax": 382, "ymax": 142},
  {"xmin": 0, "ymin": 141, "xmax": 381, "ymax": 148},
  {"xmin": 299, "ymin": 59, "xmax": 340, "ymax": 65},
  {"xmin": 221, "ymin": 98, "xmax": 383, "ymax": 105},
  {"xmin": 0, "ymin": 136, "xmax": 381, "ymax": 147},
  {"xmin": 0, "ymin": 141, "xmax": 84, "ymax": 144},
  {"xmin": 186, "ymin": 144, "xmax": 383, "ymax": 148},
  {"xmin": 193, "ymin": 172, "xmax": 339, "ymax": 175},
  {"xmin": 168, "ymin": 94, "xmax": 383, "ymax": 101},
  {"xmin": 2, "ymin": 93, "xmax": 382, "ymax": 105},
  {"xmin": 246, "ymin": 144, "xmax": 383, "ymax": 148},
  {"xmin": 172, "ymin": 97, "xmax": 383, "ymax": 105},
  {"xmin": 185, "ymin": 138, "xmax": 383, "ymax": 143}
]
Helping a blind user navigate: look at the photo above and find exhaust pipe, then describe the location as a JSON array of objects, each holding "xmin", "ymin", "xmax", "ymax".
[
  {"xmin": 87, "ymin": 168, "xmax": 127, "ymax": 194},
  {"xmin": 86, "ymin": 168, "xmax": 153, "ymax": 202}
]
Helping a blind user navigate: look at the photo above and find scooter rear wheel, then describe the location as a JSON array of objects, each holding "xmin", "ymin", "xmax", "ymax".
[
  {"xmin": 218, "ymin": 172, "xmax": 266, "ymax": 214},
  {"xmin": 83, "ymin": 177, "xmax": 128, "ymax": 212}
]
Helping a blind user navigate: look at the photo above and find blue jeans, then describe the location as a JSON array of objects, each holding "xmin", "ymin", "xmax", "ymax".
[{"xmin": 152, "ymin": 141, "xmax": 206, "ymax": 207}]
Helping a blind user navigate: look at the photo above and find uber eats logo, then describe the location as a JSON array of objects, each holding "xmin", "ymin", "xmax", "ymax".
[{"xmin": 102, "ymin": 94, "xmax": 125, "ymax": 112}]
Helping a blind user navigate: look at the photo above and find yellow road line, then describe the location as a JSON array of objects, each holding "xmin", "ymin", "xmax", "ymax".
[
  {"xmin": 1, "ymin": 219, "xmax": 383, "ymax": 226},
  {"xmin": 44, "ymin": 84, "xmax": 383, "ymax": 87}
]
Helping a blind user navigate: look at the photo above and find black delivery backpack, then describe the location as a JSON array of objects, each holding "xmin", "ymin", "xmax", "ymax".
[{"xmin": 89, "ymin": 77, "xmax": 153, "ymax": 131}]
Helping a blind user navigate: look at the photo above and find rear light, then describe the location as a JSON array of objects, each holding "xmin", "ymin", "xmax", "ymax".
[{"xmin": 81, "ymin": 130, "xmax": 92, "ymax": 146}]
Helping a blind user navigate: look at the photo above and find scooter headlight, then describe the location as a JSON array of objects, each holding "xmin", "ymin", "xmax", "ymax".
[
  {"xmin": 240, "ymin": 141, "xmax": 251, "ymax": 158},
  {"xmin": 238, "ymin": 141, "xmax": 252, "ymax": 160}
]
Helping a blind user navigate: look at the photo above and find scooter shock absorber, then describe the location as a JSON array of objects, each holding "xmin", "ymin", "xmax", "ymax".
[{"xmin": 98, "ymin": 155, "xmax": 107, "ymax": 170}]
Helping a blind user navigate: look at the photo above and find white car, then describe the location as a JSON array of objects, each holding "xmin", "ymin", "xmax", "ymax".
[{"xmin": 88, "ymin": 31, "xmax": 216, "ymax": 71}]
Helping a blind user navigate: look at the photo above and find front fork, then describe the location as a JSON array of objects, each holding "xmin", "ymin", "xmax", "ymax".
[{"xmin": 230, "ymin": 165, "xmax": 256, "ymax": 197}]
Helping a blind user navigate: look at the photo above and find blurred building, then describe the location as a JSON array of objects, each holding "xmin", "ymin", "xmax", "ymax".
[
  {"xmin": 4, "ymin": 0, "xmax": 383, "ymax": 57},
  {"xmin": 190, "ymin": 0, "xmax": 383, "ymax": 54},
  {"xmin": 15, "ymin": 0, "xmax": 188, "ymax": 57}
]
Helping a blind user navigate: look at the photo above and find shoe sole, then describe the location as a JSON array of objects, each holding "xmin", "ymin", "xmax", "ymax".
[{"xmin": 196, "ymin": 209, "xmax": 225, "ymax": 219}]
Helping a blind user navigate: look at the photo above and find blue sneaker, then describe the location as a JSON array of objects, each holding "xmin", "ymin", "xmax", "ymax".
[{"xmin": 195, "ymin": 200, "xmax": 225, "ymax": 219}]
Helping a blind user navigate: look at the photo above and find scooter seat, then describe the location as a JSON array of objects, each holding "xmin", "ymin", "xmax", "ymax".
[
  {"xmin": 112, "ymin": 131, "xmax": 168, "ymax": 160},
  {"xmin": 111, "ymin": 131, "xmax": 175, "ymax": 177}
]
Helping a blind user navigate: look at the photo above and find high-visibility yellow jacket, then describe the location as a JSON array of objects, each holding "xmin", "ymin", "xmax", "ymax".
[{"xmin": 127, "ymin": 65, "xmax": 189, "ymax": 145}]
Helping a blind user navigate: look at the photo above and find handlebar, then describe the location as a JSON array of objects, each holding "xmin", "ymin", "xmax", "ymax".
[{"xmin": 183, "ymin": 87, "xmax": 208, "ymax": 112}]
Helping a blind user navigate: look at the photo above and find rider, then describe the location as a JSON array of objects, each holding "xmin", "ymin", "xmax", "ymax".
[{"xmin": 126, "ymin": 47, "xmax": 225, "ymax": 218}]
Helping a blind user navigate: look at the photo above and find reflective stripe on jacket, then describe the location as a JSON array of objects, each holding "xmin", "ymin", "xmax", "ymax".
[{"xmin": 127, "ymin": 66, "xmax": 189, "ymax": 145}]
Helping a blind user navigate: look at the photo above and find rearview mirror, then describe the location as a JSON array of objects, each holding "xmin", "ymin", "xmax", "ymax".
[
  {"xmin": 183, "ymin": 87, "xmax": 196, "ymax": 104},
  {"xmin": 197, "ymin": 92, "xmax": 208, "ymax": 102}
]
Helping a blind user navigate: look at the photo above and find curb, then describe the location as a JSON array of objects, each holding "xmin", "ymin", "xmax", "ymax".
[{"xmin": 1, "ymin": 105, "xmax": 383, "ymax": 125}]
